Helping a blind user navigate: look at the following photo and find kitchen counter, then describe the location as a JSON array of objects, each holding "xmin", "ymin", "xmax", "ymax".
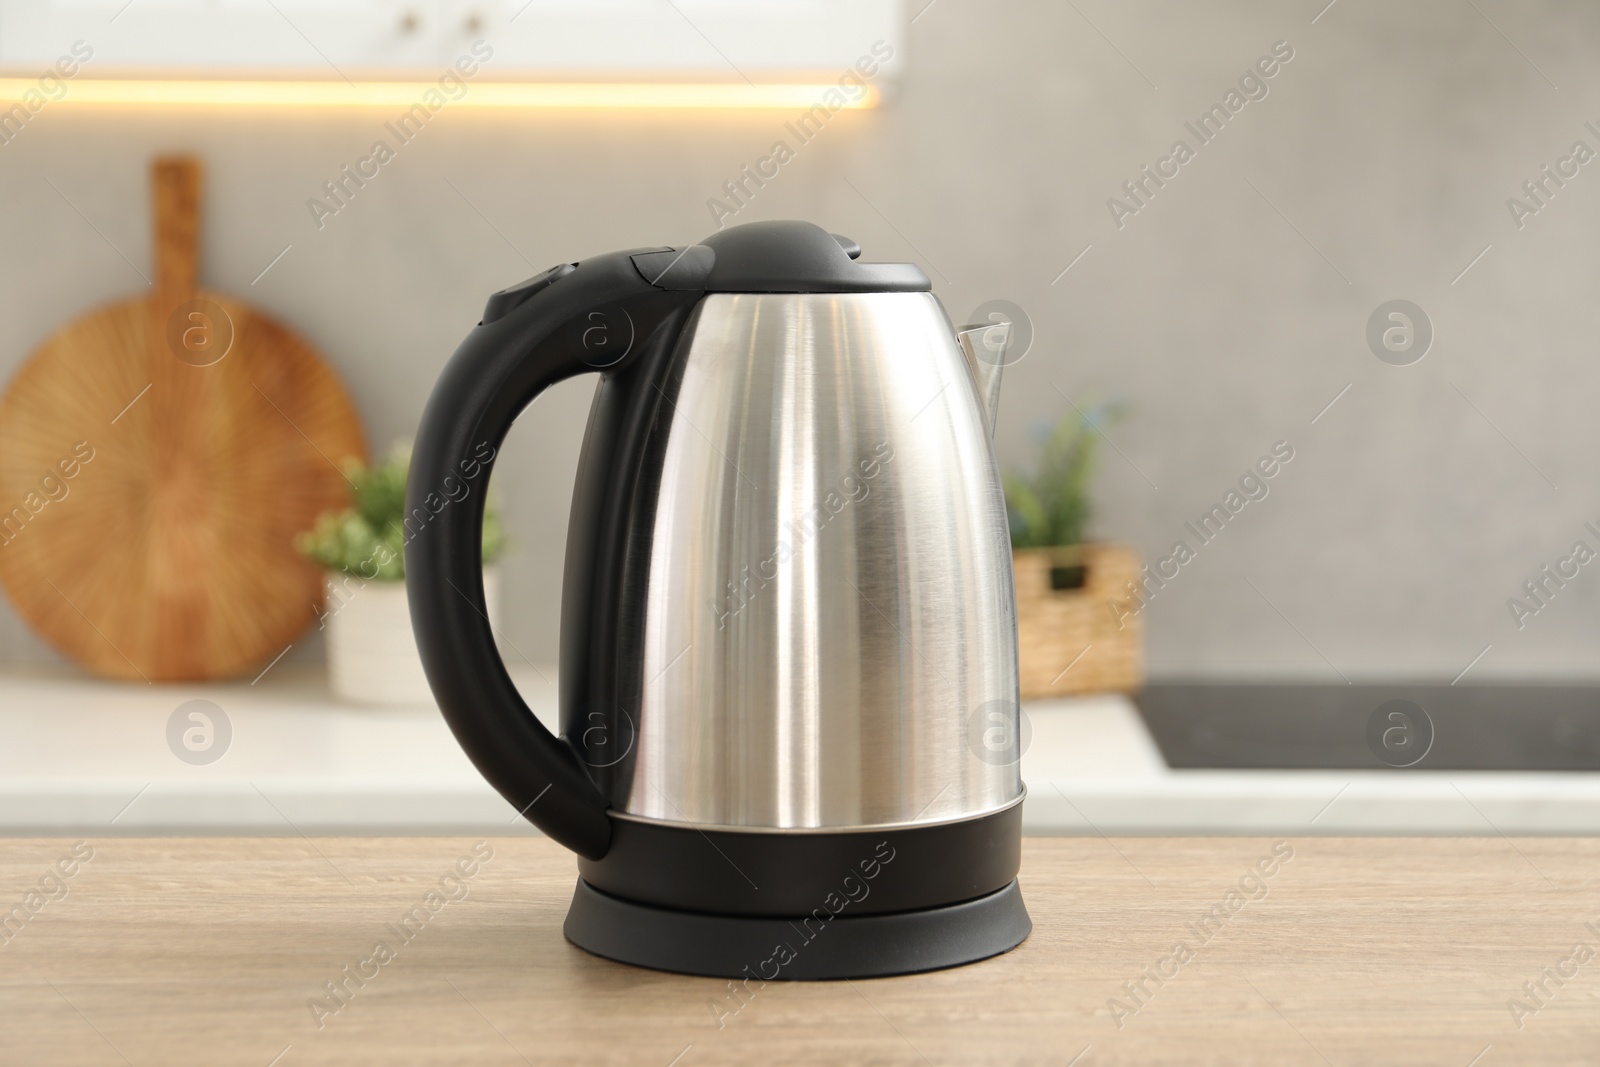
[
  {"xmin": 4, "ymin": 836, "xmax": 1597, "ymax": 1065},
  {"xmin": 4, "ymin": 666, "xmax": 1600, "ymax": 835}
]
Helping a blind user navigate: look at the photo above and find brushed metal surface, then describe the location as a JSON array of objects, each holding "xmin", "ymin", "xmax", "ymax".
[
  {"xmin": 957, "ymin": 320, "xmax": 1009, "ymax": 437},
  {"xmin": 617, "ymin": 292, "xmax": 1021, "ymax": 830}
]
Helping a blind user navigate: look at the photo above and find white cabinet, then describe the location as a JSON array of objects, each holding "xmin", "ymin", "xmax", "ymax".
[
  {"xmin": 1, "ymin": 1, "xmax": 447, "ymax": 73},
  {"xmin": 0, "ymin": 0, "xmax": 905, "ymax": 79},
  {"xmin": 474, "ymin": 1, "xmax": 903, "ymax": 75}
]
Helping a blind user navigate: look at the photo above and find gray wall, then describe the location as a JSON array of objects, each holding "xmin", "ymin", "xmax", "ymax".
[{"xmin": 3, "ymin": 0, "xmax": 1599, "ymax": 681}]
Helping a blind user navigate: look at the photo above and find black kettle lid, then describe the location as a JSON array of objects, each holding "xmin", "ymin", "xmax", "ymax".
[{"xmin": 629, "ymin": 220, "xmax": 931, "ymax": 294}]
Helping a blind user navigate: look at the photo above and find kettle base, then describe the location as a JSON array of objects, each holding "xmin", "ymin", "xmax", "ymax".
[{"xmin": 563, "ymin": 877, "xmax": 1030, "ymax": 980}]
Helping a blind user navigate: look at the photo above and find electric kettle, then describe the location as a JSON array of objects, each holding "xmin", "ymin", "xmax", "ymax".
[{"xmin": 408, "ymin": 220, "xmax": 1030, "ymax": 979}]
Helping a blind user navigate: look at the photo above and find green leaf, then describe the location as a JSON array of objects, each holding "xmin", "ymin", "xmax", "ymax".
[
  {"xmin": 295, "ymin": 439, "xmax": 507, "ymax": 579},
  {"xmin": 1002, "ymin": 401, "xmax": 1125, "ymax": 549},
  {"xmin": 1004, "ymin": 475, "xmax": 1051, "ymax": 548}
]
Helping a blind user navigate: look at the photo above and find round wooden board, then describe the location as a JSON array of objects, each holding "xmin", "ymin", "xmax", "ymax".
[{"xmin": 0, "ymin": 158, "xmax": 365, "ymax": 681}]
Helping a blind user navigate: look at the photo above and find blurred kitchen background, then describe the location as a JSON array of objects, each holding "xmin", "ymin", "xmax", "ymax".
[{"xmin": 4, "ymin": 0, "xmax": 1600, "ymax": 834}]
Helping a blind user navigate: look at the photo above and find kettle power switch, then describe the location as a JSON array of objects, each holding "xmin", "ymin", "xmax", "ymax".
[
  {"xmin": 630, "ymin": 245, "xmax": 715, "ymax": 290},
  {"xmin": 481, "ymin": 262, "xmax": 577, "ymax": 323}
]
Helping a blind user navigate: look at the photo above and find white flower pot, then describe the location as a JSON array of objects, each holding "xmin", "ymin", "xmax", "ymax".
[{"xmin": 322, "ymin": 569, "xmax": 500, "ymax": 706}]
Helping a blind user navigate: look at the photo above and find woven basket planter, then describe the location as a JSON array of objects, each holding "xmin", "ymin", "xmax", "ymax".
[{"xmin": 1013, "ymin": 543, "xmax": 1143, "ymax": 698}]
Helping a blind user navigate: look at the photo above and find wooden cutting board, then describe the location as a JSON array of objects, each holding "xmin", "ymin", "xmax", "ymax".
[{"xmin": 0, "ymin": 157, "xmax": 366, "ymax": 682}]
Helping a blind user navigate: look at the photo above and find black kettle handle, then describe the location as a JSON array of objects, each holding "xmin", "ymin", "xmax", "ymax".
[{"xmin": 406, "ymin": 248, "xmax": 704, "ymax": 860}]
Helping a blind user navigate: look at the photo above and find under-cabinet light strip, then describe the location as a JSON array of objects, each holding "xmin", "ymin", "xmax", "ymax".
[{"xmin": 0, "ymin": 79, "xmax": 881, "ymax": 110}]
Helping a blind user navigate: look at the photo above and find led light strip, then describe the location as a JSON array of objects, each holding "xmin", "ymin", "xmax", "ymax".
[{"xmin": 0, "ymin": 79, "xmax": 880, "ymax": 110}]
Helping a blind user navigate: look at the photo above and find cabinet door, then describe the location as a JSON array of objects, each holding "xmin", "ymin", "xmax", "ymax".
[
  {"xmin": 0, "ymin": 0, "xmax": 904, "ymax": 78},
  {"xmin": 0, "ymin": 0, "xmax": 445, "ymax": 75},
  {"xmin": 471, "ymin": 0, "xmax": 904, "ymax": 75}
]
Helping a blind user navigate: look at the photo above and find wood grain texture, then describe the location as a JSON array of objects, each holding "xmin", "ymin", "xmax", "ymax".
[
  {"xmin": 0, "ymin": 157, "xmax": 365, "ymax": 681},
  {"xmin": 1, "ymin": 836, "xmax": 1597, "ymax": 1065}
]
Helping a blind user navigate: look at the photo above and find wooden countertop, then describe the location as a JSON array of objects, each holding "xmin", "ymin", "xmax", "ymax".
[{"xmin": 2, "ymin": 836, "xmax": 1597, "ymax": 1065}]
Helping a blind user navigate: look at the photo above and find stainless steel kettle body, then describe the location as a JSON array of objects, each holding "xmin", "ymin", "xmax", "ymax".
[
  {"xmin": 593, "ymin": 290, "xmax": 1020, "ymax": 830},
  {"xmin": 409, "ymin": 221, "xmax": 1030, "ymax": 979}
]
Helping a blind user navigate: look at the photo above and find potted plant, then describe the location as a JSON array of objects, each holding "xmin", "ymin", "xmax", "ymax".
[
  {"xmin": 1004, "ymin": 402, "xmax": 1142, "ymax": 698},
  {"xmin": 296, "ymin": 442, "xmax": 506, "ymax": 705}
]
